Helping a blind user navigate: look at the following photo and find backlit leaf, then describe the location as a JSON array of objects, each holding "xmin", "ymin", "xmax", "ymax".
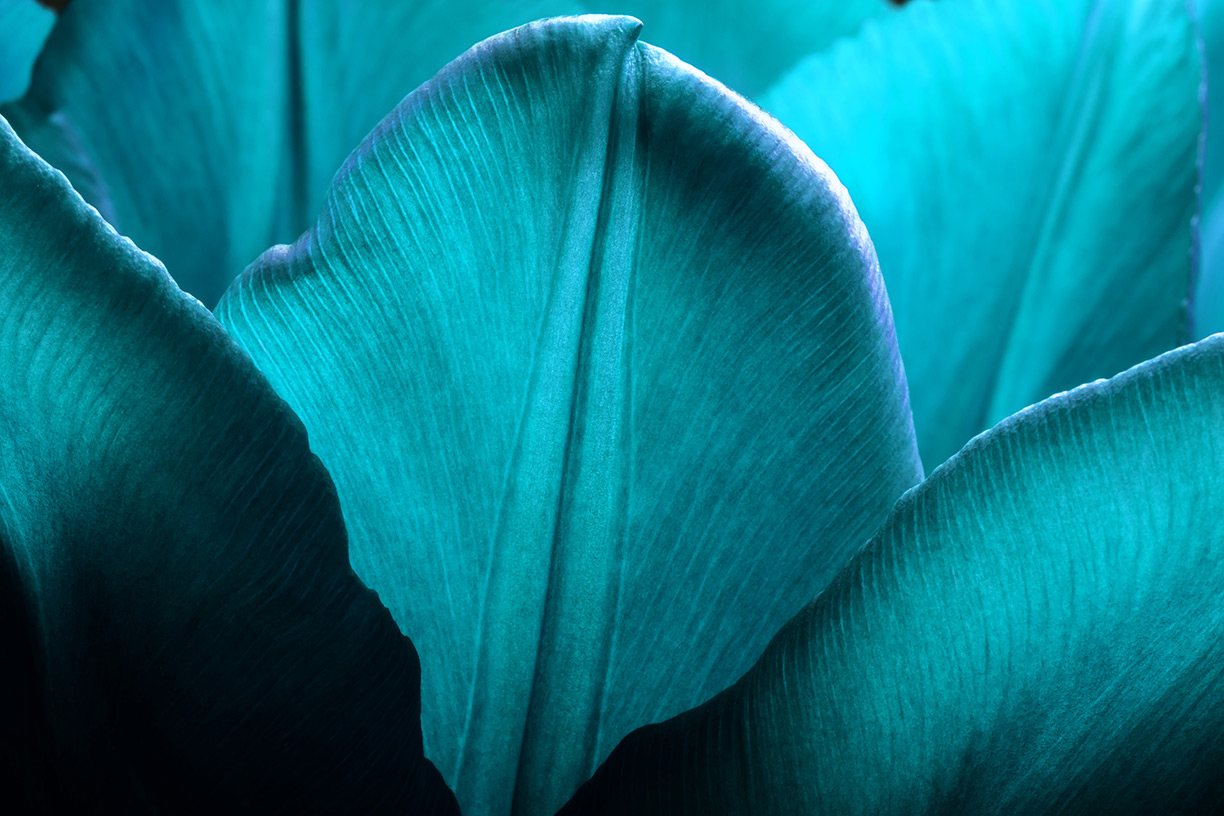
[
  {"xmin": 215, "ymin": 15, "xmax": 922, "ymax": 815},
  {"xmin": 761, "ymin": 0, "xmax": 1200, "ymax": 468},
  {"xmin": 563, "ymin": 334, "xmax": 1224, "ymax": 815}
]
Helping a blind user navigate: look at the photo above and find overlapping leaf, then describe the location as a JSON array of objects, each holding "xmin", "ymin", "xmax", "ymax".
[
  {"xmin": 3, "ymin": 0, "xmax": 888, "ymax": 307},
  {"xmin": 761, "ymin": 0, "xmax": 1201, "ymax": 469},
  {"xmin": 563, "ymin": 334, "xmax": 1224, "ymax": 815},
  {"xmin": 0, "ymin": 115, "xmax": 456, "ymax": 814},
  {"xmin": 3, "ymin": 0, "xmax": 297, "ymax": 307},
  {"xmin": 216, "ymin": 15, "xmax": 921, "ymax": 815},
  {"xmin": 1195, "ymin": 0, "xmax": 1224, "ymax": 336}
]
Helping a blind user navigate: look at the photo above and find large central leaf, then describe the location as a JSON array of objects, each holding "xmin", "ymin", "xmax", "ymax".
[{"xmin": 216, "ymin": 15, "xmax": 922, "ymax": 814}]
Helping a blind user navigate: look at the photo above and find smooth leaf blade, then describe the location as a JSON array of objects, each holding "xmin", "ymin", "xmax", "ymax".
[
  {"xmin": 562, "ymin": 334, "xmax": 1224, "ymax": 815},
  {"xmin": 760, "ymin": 0, "xmax": 1200, "ymax": 470},
  {"xmin": 3, "ymin": 0, "xmax": 299, "ymax": 308},
  {"xmin": 216, "ymin": 15, "xmax": 922, "ymax": 815},
  {"xmin": 0, "ymin": 115, "xmax": 457, "ymax": 813},
  {"xmin": 0, "ymin": 0, "xmax": 55, "ymax": 103},
  {"xmin": 1194, "ymin": 0, "xmax": 1224, "ymax": 337}
]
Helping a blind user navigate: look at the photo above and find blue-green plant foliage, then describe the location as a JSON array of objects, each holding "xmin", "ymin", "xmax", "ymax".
[{"xmin": 1, "ymin": 1, "xmax": 1221, "ymax": 814}]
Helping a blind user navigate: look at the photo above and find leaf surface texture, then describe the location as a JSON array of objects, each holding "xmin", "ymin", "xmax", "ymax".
[
  {"xmin": 216, "ymin": 15, "xmax": 922, "ymax": 815},
  {"xmin": 563, "ymin": 334, "xmax": 1224, "ymax": 815},
  {"xmin": 0, "ymin": 115, "xmax": 457, "ymax": 814}
]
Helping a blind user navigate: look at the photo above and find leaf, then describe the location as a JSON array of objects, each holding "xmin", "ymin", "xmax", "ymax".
[
  {"xmin": 582, "ymin": 0, "xmax": 892, "ymax": 99},
  {"xmin": 0, "ymin": 114, "xmax": 457, "ymax": 813},
  {"xmin": 561, "ymin": 334, "xmax": 1224, "ymax": 815},
  {"xmin": 2, "ymin": 0, "xmax": 300, "ymax": 308},
  {"xmin": 759, "ymin": 0, "xmax": 1201, "ymax": 470},
  {"xmin": 1194, "ymin": 0, "xmax": 1224, "ymax": 337},
  {"xmin": 0, "ymin": 0, "xmax": 55, "ymax": 103},
  {"xmin": 3, "ymin": 0, "xmax": 888, "ymax": 307},
  {"xmin": 214, "ymin": 15, "xmax": 922, "ymax": 815}
]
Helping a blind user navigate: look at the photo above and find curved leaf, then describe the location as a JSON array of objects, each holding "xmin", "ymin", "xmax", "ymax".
[
  {"xmin": 0, "ymin": 115, "xmax": 457, "ymax": 813},
  {"xmin": 215, "ymin": 15, "xmax": 922, "ymax": 815},
  {"xmin": 0, "ymin": 0, "xmax": 55, "ymax": 103},
  {"xmin": 760, "ymin": 0, "xmax": 1201, "ymax": 469},
  {"xmin": 562, "ymin": 334, "xmax": 1224, "ymax": 815}
]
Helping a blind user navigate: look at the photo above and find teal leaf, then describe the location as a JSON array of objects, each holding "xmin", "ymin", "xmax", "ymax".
[
  {"xmin": 214, "ymin": 15, "xmax": 922, "ymax": 815},
  {"xmin": 1199, "ymin": 0, "xmax": 1224, "ymax": 202},
  {"xmin": 0, "ymin": 0, "xmax": 54, "ymax": 103},
  {"xmin": 760, "ymin": 0, "xmax": 1201, "ymax": 470},
  {"xmin": 562, "ymin": 334, "xmax": 1224, "ymax": 815},
  {"xmin": 3, "ymin": 0, "xmax": 888, "ymax": 308},
  {"xmin": 294, "ymin": 0, "xmax": 891, "ymax": 224},
  {"xmin": 1195, "ymin": 0, "xmax": 1224, "ymax": 337},
  {"xmin": 0, "ymin": 115, "xmax": 457, "ymax": 813},
  {"xmin": 3, "ymin": 0, "xmax": 300, "ymax": 308},
  {"xmin": 558, "ymin": 0, "xmax": 892, "ymax": 98}
]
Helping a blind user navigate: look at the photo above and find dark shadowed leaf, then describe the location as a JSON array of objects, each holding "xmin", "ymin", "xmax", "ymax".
[
  {"xmin": 562, "ymin": 334, "xmax": 1224, "ymax": 815},
  {"xmin": 760, "ymin": 0, "xmax": 1200, "ymax": 469},
  {"xmin": 0, "ymin": 115, "xmax": 457, "ymax": 814},
  {"xmin": 215, "ymin": 15, "xmax": 922, "ymax": 815}
]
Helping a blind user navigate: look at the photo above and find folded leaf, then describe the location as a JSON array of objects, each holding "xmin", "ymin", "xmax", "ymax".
[
  {"xmin": 215, "ymin": 15, "xmax": 922, "ymax": 815},
  {"xmin": 0, "ymin": 0, "xmax": 55, "ymax": 103},
  {"xmin": 0, "ymin": 115, "xmax": 457, "ymax": 813},
  {"xmin": 562, "ymin": 334, "xmax": 1224, "ymax": 815},
  {"xmin": 760, "ymin": 0, "xmax": 1201, "ymax": 469}
]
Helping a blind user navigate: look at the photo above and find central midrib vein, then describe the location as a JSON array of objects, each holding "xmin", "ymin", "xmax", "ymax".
[{"xmin": 450, "ymin": 21, "xmax": 646, "ymax": 816}]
